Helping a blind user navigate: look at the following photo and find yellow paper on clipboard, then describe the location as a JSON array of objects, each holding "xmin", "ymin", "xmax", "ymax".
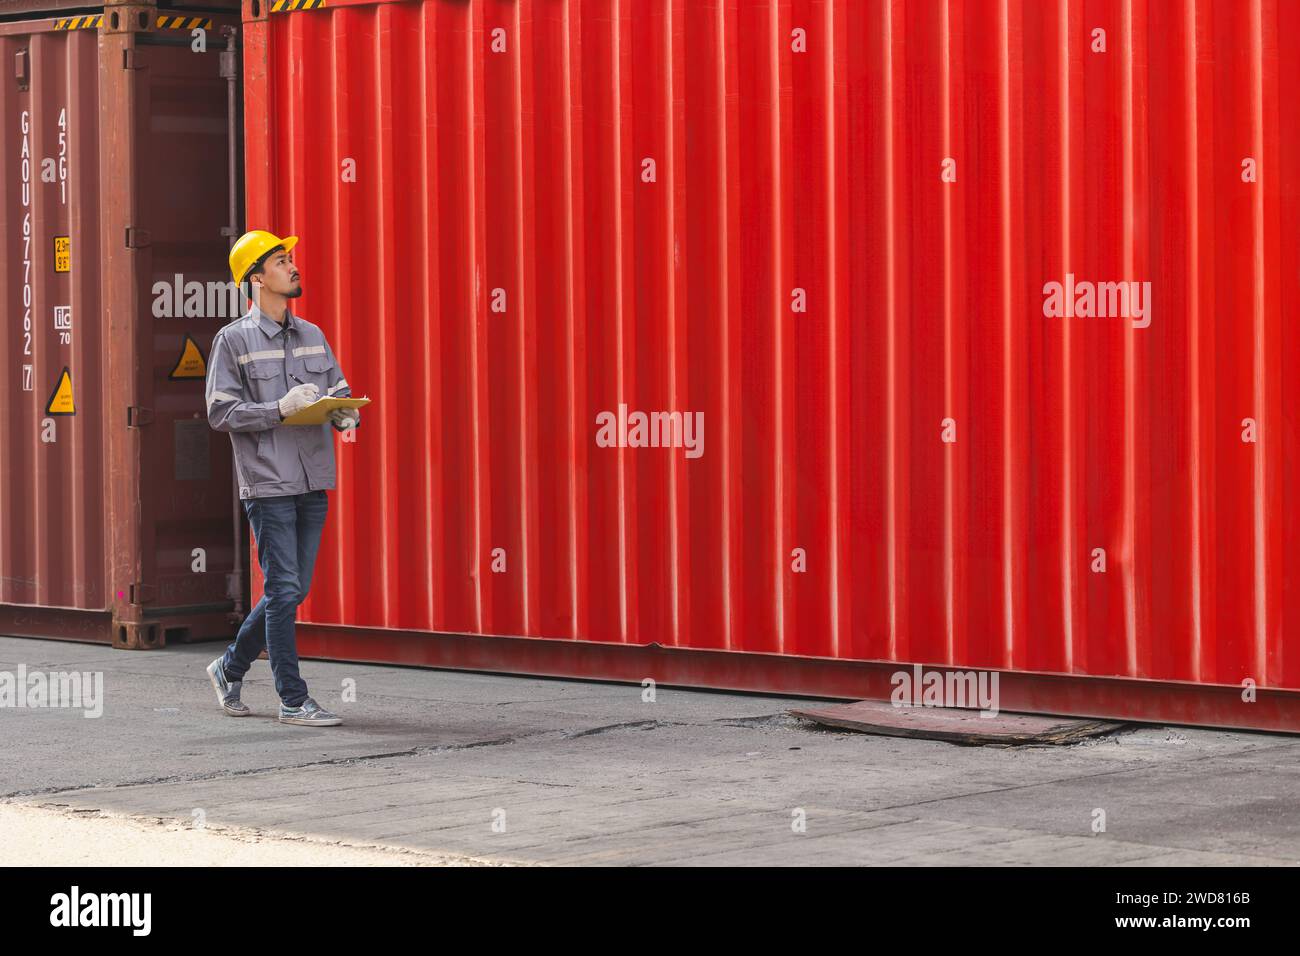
[{"xmin": 281, "ymin": 395, "xmax": 371, "ymax": 425}]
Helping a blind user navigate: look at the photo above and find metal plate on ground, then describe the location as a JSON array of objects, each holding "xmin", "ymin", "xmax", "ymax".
[{"xmin": 789, "ymin": 699, "xmax": 1125, "ymax": 746}]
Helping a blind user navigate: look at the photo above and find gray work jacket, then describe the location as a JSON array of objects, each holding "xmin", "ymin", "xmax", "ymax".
[{"xmin": 205, "ymin": 303, "xmax": 354, "ymax": 499}]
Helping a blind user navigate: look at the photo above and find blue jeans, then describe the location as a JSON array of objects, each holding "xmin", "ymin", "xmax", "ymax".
[{"xmin": 222, "ymin": 490, "xmax": 329, "ymax": 708}]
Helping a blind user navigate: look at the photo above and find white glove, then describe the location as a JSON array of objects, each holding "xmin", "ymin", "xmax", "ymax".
[
  {"xmin": 329, "ymin": 407, "xmax": 360, "ymax": 431},
  {"xmin": 278, "ymin": 383, "xmax": 320, "ymax": 419}
]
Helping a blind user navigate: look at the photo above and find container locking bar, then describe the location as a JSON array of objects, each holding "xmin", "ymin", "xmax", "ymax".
[
  {"xmin": 126, "ymin": 407, "xmax": 153, "ymax": 428},
  {"xmin": 129, "ymin": 582, "xmax": 156, "ymax": 604}
]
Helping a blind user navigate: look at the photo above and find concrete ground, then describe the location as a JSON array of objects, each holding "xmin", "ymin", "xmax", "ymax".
[{"xmin": 1, "ymin": 634, "xmax": 1298, "ymax": 866}]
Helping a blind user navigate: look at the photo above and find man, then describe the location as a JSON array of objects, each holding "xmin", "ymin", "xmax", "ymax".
[{"xmin": 203, "ymin": 230, "xmax": 361, "ymax": 727}]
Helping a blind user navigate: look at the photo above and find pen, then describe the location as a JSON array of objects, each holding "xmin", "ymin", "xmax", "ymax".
[
  {"xmin": 290, "ymin": 371, "xmax": 338, "ymax": 427},
  {"xmin": 290, "ymin": 372, "xmax": 322, "ymax": 396}
]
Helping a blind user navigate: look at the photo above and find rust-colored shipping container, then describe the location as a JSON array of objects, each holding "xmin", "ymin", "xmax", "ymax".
[
  {"xmin": 0, "ymin": 2, "xmax": 244, "ymax": 647},
  {"xmin": 242, "ymin": 0, "xmax": 1300, "ymax": 731}
]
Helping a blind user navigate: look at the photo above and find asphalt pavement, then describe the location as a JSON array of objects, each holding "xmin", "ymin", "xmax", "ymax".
[{"xmin": 2, "ymin": 635, "xmax": 1297, "ymax": 865}]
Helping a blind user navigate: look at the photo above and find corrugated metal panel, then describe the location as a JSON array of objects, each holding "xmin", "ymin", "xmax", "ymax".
[
  {"xmin": 0, "ymin": 1, "xmax": 240, "ymax": 18},
  {"xmin": 0, "ymin": 25, "xmax": 104, "ymax": 612},
  {"xmin": 245, "ymin": 0, "xmax": 1300, "ymax": 724},
  {"xmin": 0, "ymin": 10, "xmax": 242, "ymax": 646}
]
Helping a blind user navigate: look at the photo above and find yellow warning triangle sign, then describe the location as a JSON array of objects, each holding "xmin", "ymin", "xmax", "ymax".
[
  {"xmin": 46, "ymin": 366, "xmax": 75, "ymax": 415},
  {"xmin": 169, "ymin": 333, "xmax": 207, "ymax": 379}
]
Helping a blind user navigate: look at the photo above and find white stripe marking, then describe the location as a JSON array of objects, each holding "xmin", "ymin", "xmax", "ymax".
[
  {"xmin": 328, "ymin": 380, "xmax": 349, "ymax": 395},
  {"xmin": 237, "ymin": 349, "xmax": 285, "ymax": 364},
  {"xmin": 293, "ymin": 345, "xmax": 327, "ymax": 357}
]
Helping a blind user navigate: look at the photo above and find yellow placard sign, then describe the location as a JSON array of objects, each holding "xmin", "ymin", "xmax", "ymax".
[
  {"xmin": 169, "ymin": 333, "xmax": 207, "ymax": 380},
  {"xmin": 54, "ymin": 236, "xmax": 71, "ymax": 274},
  {"xmin": 46, "ymin": 367, "xmax": 75, "ymax": 415}
]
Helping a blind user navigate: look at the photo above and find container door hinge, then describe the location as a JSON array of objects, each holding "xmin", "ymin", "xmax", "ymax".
[
  {"xmin": 127, "ymin": 406, "xmax": 154, "ymax": 428},
  {"xmin": 129, "ymin": 582, "xmax": 156, "ymax": 605},
  {"xmin": 15, "ymin": 49, "xmax": 29, "ymax": 91},
  {"xmin": 125, "ymin": 227, "xmax": 151, "ymax": 249}
]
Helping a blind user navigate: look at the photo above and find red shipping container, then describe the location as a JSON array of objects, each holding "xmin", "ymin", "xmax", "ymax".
[
  {"xmin": 0, "ymin": 5, "xmax": 244, "ymax": 649},
  {"xmin": 242, "ymin": 0, "xmax": 1300, "ymax": 730}
]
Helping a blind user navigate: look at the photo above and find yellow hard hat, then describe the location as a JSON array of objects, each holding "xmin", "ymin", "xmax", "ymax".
[{"xmin": 229, "ymin": 229, "xmax": 298, "ymax": 284}]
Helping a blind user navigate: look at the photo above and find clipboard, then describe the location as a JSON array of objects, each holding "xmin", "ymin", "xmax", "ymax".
[{"xmin": 281, "ymin": 395, "xmax": 371, "ymax": 425}]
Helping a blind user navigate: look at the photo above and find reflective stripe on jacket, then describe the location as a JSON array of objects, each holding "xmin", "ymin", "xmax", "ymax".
[{"xmin": 205, "ymin": 303, "xmax": 353, "ymax": 499}]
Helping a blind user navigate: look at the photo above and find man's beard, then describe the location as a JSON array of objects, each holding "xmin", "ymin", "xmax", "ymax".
[{"xmin": 285, "ymin": 285, "xmax": 304, "ymax": 298}]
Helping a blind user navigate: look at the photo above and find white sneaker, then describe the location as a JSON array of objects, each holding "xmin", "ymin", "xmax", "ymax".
[
  {"xmin": 278, "ymin": 697, "xmax": 341, "ymax": 727},
  {"xmin": 206, "ymin": 658, "xmax": 251, "ymax": 717}
]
